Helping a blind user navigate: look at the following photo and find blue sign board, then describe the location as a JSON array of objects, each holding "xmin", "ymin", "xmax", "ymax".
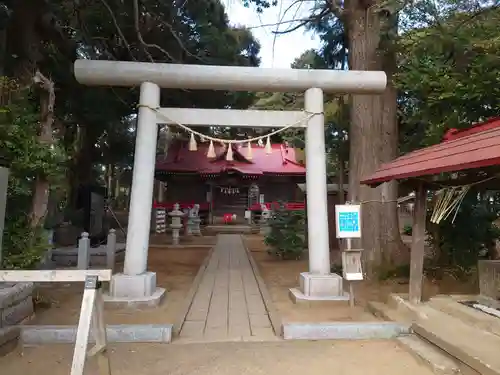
[{"xmin": 338, "ymin": 211, "xmax": 360, "ymax": 233}]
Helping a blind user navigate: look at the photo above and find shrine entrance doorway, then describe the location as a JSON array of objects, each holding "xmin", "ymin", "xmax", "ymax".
[{"xmin": 213, "ymin": 182, "xmax": 248, "ymax": 222}]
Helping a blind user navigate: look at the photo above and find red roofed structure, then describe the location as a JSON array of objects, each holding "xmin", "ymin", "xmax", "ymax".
[
  {"xmin": 361, "ymin": 117, "xmax": 500, "ymax": 186},
  {"xmin": 155, "ymin": 140, "xmax": 306, "ymax": 221},
  {"xmin": 360, "ymin": 117, "xmax": 500, "ymax": 304}
]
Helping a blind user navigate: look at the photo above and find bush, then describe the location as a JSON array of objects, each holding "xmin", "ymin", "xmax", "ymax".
[
  {"xmin": 426, "ymin": 191, "xmax": 500, "ymax": 273},
  {"xmin": 402, "ymin": 224, "xmax": 413, "ymax": 236},
  {"xmin": 2, "ymin": 216, "xmax": 47, "ymax": 269},
  {"xmin": 264, "ymin": 203, "xmax": 306, "ymax": 260}
]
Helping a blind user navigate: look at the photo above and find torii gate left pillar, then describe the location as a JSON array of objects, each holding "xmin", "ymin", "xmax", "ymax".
[{"xmin": 74, "ymin": 60, "xmax": 386, "ymax": 306}]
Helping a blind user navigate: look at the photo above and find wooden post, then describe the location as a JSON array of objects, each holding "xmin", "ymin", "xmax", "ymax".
[
  {"xmin": 77, "ymin": 232, "xmax": 90, "ymax": 270},
  {"xmin": 70, "ymin": 275, "xmax": 111, "ymax": 375},
  {"xmin": 347, "ymin": 238, "xmax": 354, "ymax": 308},
  {"xmin": 409, "ymin": 182, "xmax": 427, "ymax": 304},
  {"xmin": 0, "ymin": 270, "xmax": 112, "ymax": 375}
]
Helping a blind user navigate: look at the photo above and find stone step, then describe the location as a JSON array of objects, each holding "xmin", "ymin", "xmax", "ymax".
[
  {"xmin": 0, "ymin": 326, "xmax": 20, "ymax": 357},
  {"xmin": 412, "ymin": 306, "xmax": 500, "ymax": 375},
  {"xmin": 397, "ymin": 335, "xmax": 461, "ymax": 375},
  {"xmin": 427, "ymin": 296, "xmax": 500, "ymax": 337},
  {"xmin": 366, "ymin": 301, "xmax": 411, "ymax": 324}
]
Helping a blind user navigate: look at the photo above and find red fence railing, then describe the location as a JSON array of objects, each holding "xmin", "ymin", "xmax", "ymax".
[
  {"xmin": 248, "ymin": 202, "xmax": 305, "ymax": 211},
  {"xmin": 153, "ymin": 201, "xmax": 305, "ymax": 211}
]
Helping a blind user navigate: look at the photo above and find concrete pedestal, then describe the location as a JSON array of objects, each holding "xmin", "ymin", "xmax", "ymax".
[
  {"xmin": 289, "ymin": 272, "xmax": 349, "ymax": 303},
  {"xmin": 104, "ymin": 272, "xmax": 165, "ymax": 308}
]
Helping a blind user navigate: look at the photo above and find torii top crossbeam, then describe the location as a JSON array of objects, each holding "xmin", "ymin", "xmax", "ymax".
[{"xmin": 74, "ymin": 60, "xmax": 386, "ymax": 94}]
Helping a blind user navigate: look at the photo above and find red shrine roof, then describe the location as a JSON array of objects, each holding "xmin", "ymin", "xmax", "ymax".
[
  {"xmin": 156, "ymin": 141, "xmax": 306, "ymax": 176},
  {"xmin": 361, "ymin": 117, "xmax": 500, "ymax": 186}
]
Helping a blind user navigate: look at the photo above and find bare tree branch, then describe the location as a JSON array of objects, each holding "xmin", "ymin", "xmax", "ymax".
[
  {"xmin": 133, "ymin": 0, "xmax": 174, "ymax": 62},
  {"xmin": 148, "ymin": 11, "xmax": 208, "ymax": 63},
  {"xmin": 99, "ymin": 0, "xmax": 136, "ymax": 61},
  {"xmin": 273, "ymin": 7, "xmax": 329, "ymax": 35}
]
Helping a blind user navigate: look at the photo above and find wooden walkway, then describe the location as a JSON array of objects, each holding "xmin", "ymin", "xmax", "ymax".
[{"xmin": 178, "ymin": 234, "xmax": 276, "ymax": 342}]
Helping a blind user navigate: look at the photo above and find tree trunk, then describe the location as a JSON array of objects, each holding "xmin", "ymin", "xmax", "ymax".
[
  {"xmin": 30, "ymin": 71, "xmax": 55, "ymax": 228},
  {"xmin": 379, "ymin": 51, "xmax": 406, "ymax": 265},
  {"xmin": 68, "ymin": 126, "xmax": 98, "ymax": 208},
  {"xmin": 346, "ymin": 1, "xmax": 402, "ymax": 278},
  {"xmin": 338, "ymin": 152, "xmax": 345, "ymax": 251}
]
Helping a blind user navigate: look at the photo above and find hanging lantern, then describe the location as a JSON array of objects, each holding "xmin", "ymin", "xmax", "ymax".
[
  {"xmin": 265, "ymin": 136, "xmax": 272, "ymax": 154},
  {"xmin": 246, "ymin": 141, "xmax": 253, "ymax": 160},
  {"xmin": 226, "ymin": 143, "xmax": 233, "ymax": 161},
  {"xmin": 189, "ymin": 132, "xmax": 197, "ymax": 151},
  {"xmin": 207, "ymin": 140, "xmax": 216, "ymax": 158}
]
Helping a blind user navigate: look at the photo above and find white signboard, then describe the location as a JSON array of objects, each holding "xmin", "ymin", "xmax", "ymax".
[{"xmin": 335, "ymin": 204, "xmax": 361, "ymax": 239}]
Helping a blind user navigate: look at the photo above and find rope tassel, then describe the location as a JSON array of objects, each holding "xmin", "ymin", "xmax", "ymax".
[
  {"xmin": 189, "ymin": 132, "xmax": 197, "ymax": 151},
  {"xmin": 207, "ymin": 140, "xmax": 216, "ymax": 158},
  {"xmin": 246, "ymin": 141, "xmax": 253, "ymax": 160},
  {"xmin": 226, "ymin": 143, "xmax": 233, "ymax": 161},
  {"xmin": 265, "ymin": 136, "xmax": 272, "ymax": 154}
]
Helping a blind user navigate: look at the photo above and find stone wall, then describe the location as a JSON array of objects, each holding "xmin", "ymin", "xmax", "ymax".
[
  {"xmin": 51, "ymin": 243, "xmax": 126, "ymax": 267},
  {"xmin": 0, "ymin": 283, "xmax": 34, "ymax": 355}
]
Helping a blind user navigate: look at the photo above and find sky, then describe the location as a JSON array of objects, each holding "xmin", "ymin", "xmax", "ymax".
[{"xmin": 222, "ymin": 0, "xmax": 321, "ymax": 68}]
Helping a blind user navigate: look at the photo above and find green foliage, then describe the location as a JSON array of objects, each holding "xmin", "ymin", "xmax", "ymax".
[
  {"xmin": 0, "ymin": 81, "xmax": 67, "ymax": 268},
  {"xmin": 2, "ymin": 217, "xmax": 47, "ymax": 269},
  {"xmin": 426, "ymin": 192, "xmax": 500, "ymax": 272},
  {"xmin": 396, "ymin": 6, "xmax": 500, "ymax": 151},
  {"xmin": 264, "ymin": 204, "xmax": 306, "ymax": 260},
  {"xmin": 402, "ymin": 224, "xmax": 413, "ymax": 236}
]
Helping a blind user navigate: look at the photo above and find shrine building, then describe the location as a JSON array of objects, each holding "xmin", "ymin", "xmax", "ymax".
[{"xmin": 154, "ymin": 140, "xmax": 306, "ymax": 223}]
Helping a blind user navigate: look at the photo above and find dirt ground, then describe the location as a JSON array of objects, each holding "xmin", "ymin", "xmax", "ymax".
[
  {"xmin": 243, "ymin": 234, "xmax": 477, "ymax": 323},
  {"xmin": 0, "ymin": 341, "xmax": 434, "ymax": 375},
  {"xmin": 149, "ymin": 233, "xmax": 217, "ymax": 246},
  {"xmin": 30, "ymin": 245, "xmax": 211, "ymax": 325}
]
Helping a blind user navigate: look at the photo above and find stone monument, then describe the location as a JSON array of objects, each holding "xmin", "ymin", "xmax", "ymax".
[{"xmin": 169, "ymin": 203, "xmax": 185, "ymax": 245}]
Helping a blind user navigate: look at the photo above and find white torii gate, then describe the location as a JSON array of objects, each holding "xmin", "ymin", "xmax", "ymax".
[{"xmin": 74, "ymin": 60, "xmax": 386, "ymax": 304}]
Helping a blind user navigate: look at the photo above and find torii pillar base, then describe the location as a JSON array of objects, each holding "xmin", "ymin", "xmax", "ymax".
[
  {"xmin": 103, "ymin": 272, "xmax": 166, "ymax": 308},
  {"xmin": 289, "ymin": 272, "xmax": 349, "ymax": 305}
]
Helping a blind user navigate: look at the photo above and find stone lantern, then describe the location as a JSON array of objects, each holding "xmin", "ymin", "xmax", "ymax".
[{"xmin": 169, "ymin": 203, "xmax": 185, "ymax": 245}]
